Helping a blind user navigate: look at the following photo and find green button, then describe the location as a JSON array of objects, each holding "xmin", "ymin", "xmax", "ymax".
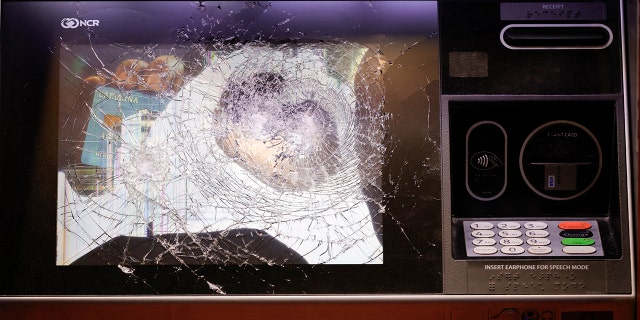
[{"xmin": 562, "ymin": 238, "xmax": 595, "ymax": 246}]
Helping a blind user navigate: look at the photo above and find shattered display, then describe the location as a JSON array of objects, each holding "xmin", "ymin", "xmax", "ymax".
[
  {"xmin": 59, "ymin": 42, "xmax": 386, "ymax": 265},
  {"xmin": 51, "ymin": 1, "xmax": 440, "ymax": 293}
]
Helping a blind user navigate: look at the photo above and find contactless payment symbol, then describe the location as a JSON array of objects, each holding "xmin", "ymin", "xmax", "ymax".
[{"xmin": 470, "ymin": 152, "xmax": 502, "ymax": 170}]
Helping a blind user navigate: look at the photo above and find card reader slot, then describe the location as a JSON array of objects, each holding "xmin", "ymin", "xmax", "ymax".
[{"xmin": 501, "ymin": 24, "xmax": 612, "ymax": 49}]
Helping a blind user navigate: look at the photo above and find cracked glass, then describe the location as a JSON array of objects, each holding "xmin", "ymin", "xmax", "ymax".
[{"xmin": 54, "ymin": 1, "xmax": 441, "ymax": 294}]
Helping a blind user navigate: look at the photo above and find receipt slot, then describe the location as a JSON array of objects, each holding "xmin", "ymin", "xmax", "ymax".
[{"xmin": 440, "ymin": 0, "xmax": 634, "ymax": 302}]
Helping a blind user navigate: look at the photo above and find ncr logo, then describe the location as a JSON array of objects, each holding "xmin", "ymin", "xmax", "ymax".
[{"xmin": 61, "ymin": 18, "xmax": 100, "ymax": 29}]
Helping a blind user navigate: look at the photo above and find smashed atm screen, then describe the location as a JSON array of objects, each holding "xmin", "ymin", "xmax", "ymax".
[
  {"xmin": 58, "ymin": 43, "xmax": 388, "ymax": 266},
  {"xmin": 51, "ymin": 1, "xmax": 442, "ymax": 294}
]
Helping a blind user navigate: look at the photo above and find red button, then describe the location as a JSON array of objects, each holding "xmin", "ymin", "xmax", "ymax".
[{"xmin": 558, "ymin": 221, "xmax": 592, "ymax": 230}]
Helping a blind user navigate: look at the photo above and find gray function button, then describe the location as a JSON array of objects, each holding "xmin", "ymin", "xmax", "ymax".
[
  {"xmin": 500, "ymin": 246, "xmax": 525, "ymax": 255},
  {"xmin": 527, "ymin": 238, "xmax": 551, "ymax": 246},
  {"xmin": 499, "ymin": 238, "xmax": 524, "ymax": 246},
  {"xmin": 474, "ymin": 246, "xmax": 498, "ymax": 255},
  {"xmin": 498, "ymin": 230, "xmax": 523, "ymax": 238},
  {"xmin": 470, "ymin": 222, "xmax": 494, "ymax": 230},
  {"xmin": 528, "ymin": 246, "xmax": 553, "ymax": 255},
  {"xmin": 563, "ymin": 246, "xmax": 597, "ymax": 254},
  {"xmin": 524, "ymin": 221, "xmax": 548, "ymax": 230},
  {"xmin": 473, "ymin": 238, "xmax": 497, "ymax": 246},
  {"xmin": 497, "ymin": 222, "xmax": 521, "ymax": 230},
  {"xmin": 525, "ymin": 230, "xmax": 550, "ymax": 238},
  {"xmin": 471, "ymin": 230, "xmax": 496, "ymax": 238}
]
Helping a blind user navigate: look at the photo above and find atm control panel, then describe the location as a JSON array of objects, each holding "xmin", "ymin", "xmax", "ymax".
[{"xmin": 462, "ymin": 220, "xmax": 603, "ymax": 257}]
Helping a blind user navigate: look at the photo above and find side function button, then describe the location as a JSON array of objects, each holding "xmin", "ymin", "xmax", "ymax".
[
  {"xmin": 500, "ymin": 246, "xmax": 525, "ymax": 255},
  {"xmin": 472, "ymin": 230, "xmax": 496, "ymax": 238},
  {"xmin": 528, "ymin": 246, "xmax": 553, "ymax": 255},
  {"xmin": 525, "ymin": 230, "xmax": 550, "ymax": 238},
  {"xmin": 562, "ymin": 238, "xmax": 595, "ymax": 246},
  {"xmin": 563, "ymin": 246, "xmax": 597, "ymax": 254},
  {"xmin": 559, "ymin": 221, "xmax": 592, "ymax": 230},
  {"xmin": 498, "ymin": 230, "xmax": 523, "ymax": 238},
  {"xmin": 527, "ymin": 238, "xmax": 551, "ymax": 246},
  {"xmin": 470, "ymin": 222, "xmax": 494, "ymax": 230},
  {"xmin": 473, "ymin": 238, "xmax": 497, "ymax": 246},
  {"xmin": 524, "ymin": 221, "xmax": 548, "ymax": 230},
  {"xmin": 560, "ymin": 230, "xmax": 593, "ymax": 238},
  {"xmin": 497, "ymin": 222, "xmax": 521, "ymax": 230},
  {"xmin": 474, "ymin": 246, "xmax": 498, "ymax": 255}
]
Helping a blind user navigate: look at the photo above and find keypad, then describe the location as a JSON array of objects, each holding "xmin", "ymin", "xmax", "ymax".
[{"xmin": 463, "ymin": 220, "xmax": 603, "ymax": 257}]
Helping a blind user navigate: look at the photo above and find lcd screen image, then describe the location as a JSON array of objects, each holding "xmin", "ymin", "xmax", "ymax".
[
  {"xmin": 45, "ymin": 1, "xmax": 442, "ymax": 294},
  {"xmin": 58, "ymin": 42, "xmax": 388, "ymax": 266}
]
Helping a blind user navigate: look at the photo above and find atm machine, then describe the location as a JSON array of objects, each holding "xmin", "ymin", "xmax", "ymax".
[
  {"xmin": 0, "ymin": 1, "xmax": 636, "ymax": 319},
  {"xmin": 438, "ymin": 1, "xmax": 636, "ymax": 317}
]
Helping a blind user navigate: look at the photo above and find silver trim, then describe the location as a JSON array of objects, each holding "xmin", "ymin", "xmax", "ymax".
[
  {"xmin": 0, "ymin": 293, "xmax": 635, "ymax": 302},
  {"xmin": 500, "ymin": 23, "xmax": 613, "ymax": 50},
  {"xmin": 618, "ymin": 0, "xmax": 636, "ymax": 298}
]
